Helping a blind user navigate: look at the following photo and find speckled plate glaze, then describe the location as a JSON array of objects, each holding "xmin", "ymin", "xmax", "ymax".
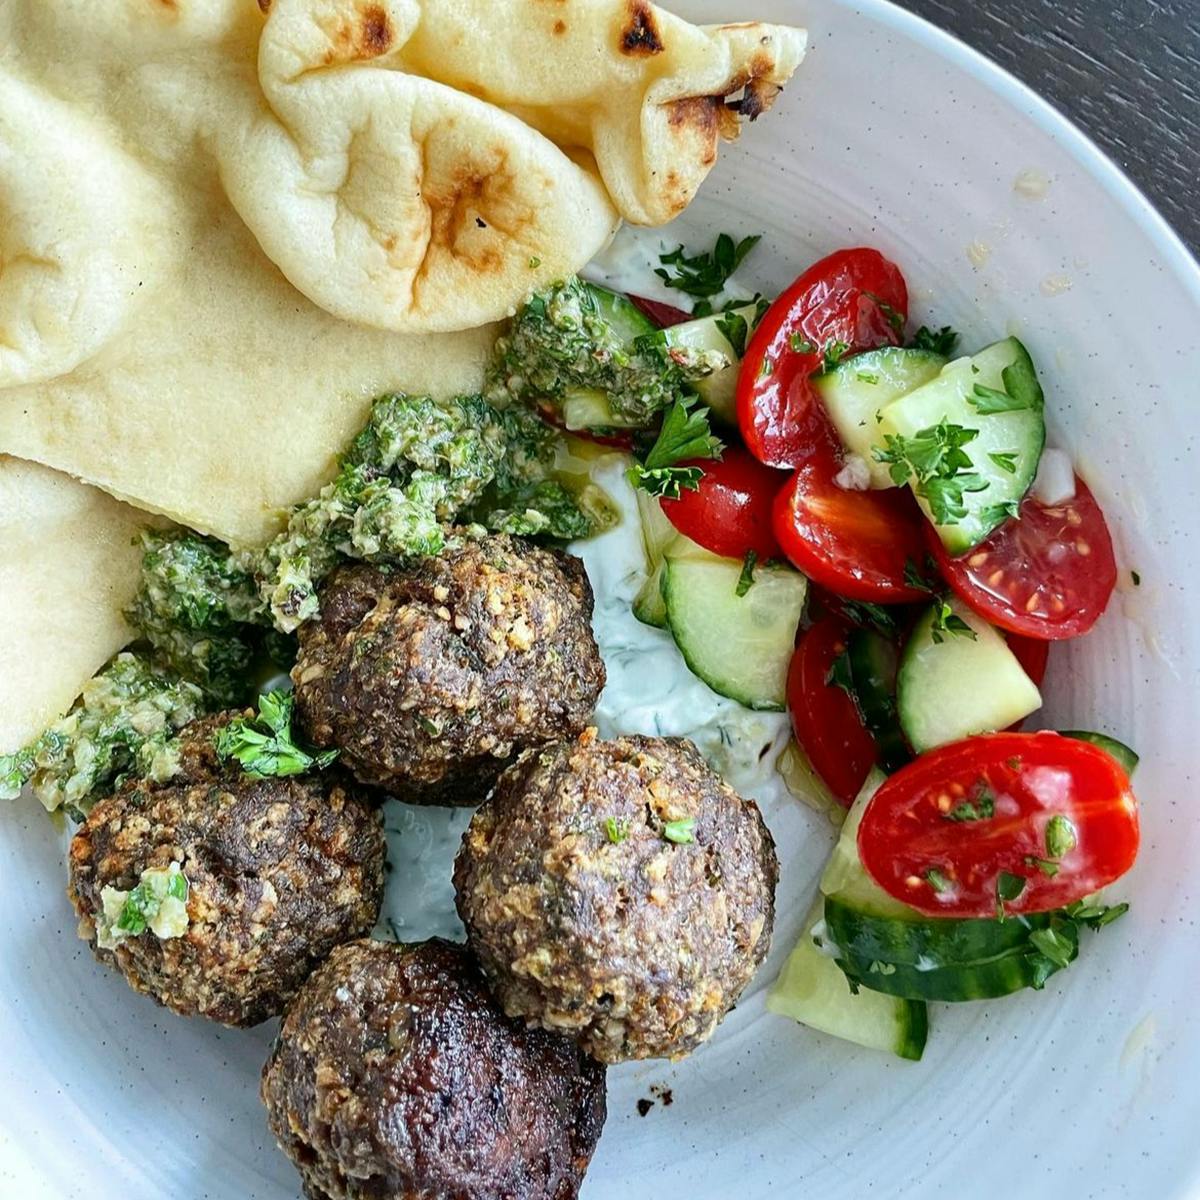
[{"xmin": 3, "ymin": 2, "xmax": 1200, "ymax": 1198}]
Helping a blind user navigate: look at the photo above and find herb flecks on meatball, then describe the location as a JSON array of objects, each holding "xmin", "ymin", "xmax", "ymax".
[
  {"xmin": 261, "ymin": 938, "xmax": 607, "ymax": 1200},
  {"xmin": 454, "ymin": 731, "xmax": 779, "ymax": 1063},
  {"xmin": 67, "ymin": 713, "xmax": 385, "ymax": 1027},
  {"xmin": 291, "ymin": 536, "xmax": 605, "ymax": 804}
]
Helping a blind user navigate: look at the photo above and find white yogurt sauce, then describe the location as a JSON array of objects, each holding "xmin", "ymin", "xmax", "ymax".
[{"xmin": 377, "ymin": 455, "xmax": 797, "ymax": 942}]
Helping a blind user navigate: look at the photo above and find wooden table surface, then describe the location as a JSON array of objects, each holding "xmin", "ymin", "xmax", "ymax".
[{"xmin": 897, "ymin": 0, "xmax": 1200, "ymax": 255}]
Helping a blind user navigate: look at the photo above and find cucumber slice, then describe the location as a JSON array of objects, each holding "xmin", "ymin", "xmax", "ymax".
[
  {"xmin": 646, "ymin": 304, "xmax": 762, "ymax": 425},
  {"xmin": 561, "ymin": 389, "xmax": 644, "ymax": 432},
  {"xmin": 824, "ymin": 894, "xmax": 1077, "ymax": 1002},
  {"xmin": 898, "ymin": 599, "xmax": 1041, "ymax": 752},
  {"xmin": 878, "ymin": 337, "xmax": 1047, "ymax": 553},
  {"xmin": 587, "ymin": 282, "xmax": 658, "ymax": 343},
  {"xmin": 767, "ymin": 899, "xmax": 928, "ymax": 1060},
  {"xmin": 1061, "ymin": 730, "xmax": 1139, "ymax": 776},
  {"xmin": 662, "ymin": 549, "xmax": 807, "ymax": 710},
  {"xmin": 846, "ymin": 629, "xmax": 909, "ymax": 772},
  {"xmin": 813, "ymin": 347, "xmax": 947, "ymax": 488},
  {"xmin": 632, "ymin": 491, "xmax": 684, "ymax": 629}
]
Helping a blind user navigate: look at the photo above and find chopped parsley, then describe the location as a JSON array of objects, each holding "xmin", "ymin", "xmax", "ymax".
[
  {"xmin": 928, "ymin": 599, "xmax": 977, "ymax": 644},
  {"xmin": 856, "ymin": 371, "xmax": 880, "ymax": 386},
  {"xmin": 969, "ymin": 382, "xmax": 1034, "ymax": 415},
  {"xmin": 663, "ymin": 817, "xmax": 696, "ymax": 845},
  {"xmin": 715, "ymin": 309, "xmax": 754, "ymax": 358},
  {"xmin": 215, "ymin": 690, "xmax": 337, "ymax": 779},
  {"xmin": 1024, "ymin": 855, "xmax": 1061, "ymax": 877},
  {"xmin": 820, "ymin": 339, "xmax": 851, "ymax": 373},
  {"xmin": 789, "ymin": 333, "xmax": 817, "ymax": 355},
  {"xmin": 604, "ymin": 817, "xmax": 630, "ymax": 845},
  {"xmin": 627, "ymin": 400, "xmax": 722, "ymax": 499},
  {"xmin": 1130, "ymin": 570, "xmax": 1142, "ymax": 587},
  {"xmin": 839, "ymin": 600, "xmax": 900, "ymax": 638},
  {"xmin": 735, "ymin": 551, "xmax": 758, "ymax": 597},
  {"xmin": 908, "ymin": 325, "xmax": 961, "ymax": 356},
  {"xmin": 865, "ymin": 292, "xmax": 906, "ymax": 337},
  {"xmin": 1045, "ymin": 814, "xmax": 1078, "ymax": 859},
  {"xmin": 655, "ymin": 234, "xmax": 761, "ymax": 308},
  {"xmin": 944, "ymin": 793, "xmax": 995, "ymax": 822},
  {"xmin": 995, "ymin": 870, "xmax": 1027, "ymax": 918},
  {"xmin": 903, "ymin": 556, "xmax": 939, "ymax": 593},
  {"xmin": 873, "ymin": 420, "xmax": 988, "ymax": 525},
  {"xmin": 96, "ymin": 862, "xmax": 191, "ymax": 951},
  {"xmin": 989, "ymin": 450, "xmax": 1019, "ymax": 475},
  {"xmin": 924, "ymin": 867, "xmax": 952, "ymax": 894}
]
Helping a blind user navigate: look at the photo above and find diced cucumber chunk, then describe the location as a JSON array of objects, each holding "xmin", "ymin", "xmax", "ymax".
[
  {"xmin": 632, "ymin": 491, "xmax": 685, "ymax": 629},
  {"xmin": 824, "ymin": 895, "xmax": 1078, "ymax": 1002},
  {"xmin": 586, "ymin": 282, "xmax": 658, "ymax": 343},
  {"xmin": 878, "ymin": 337, "xmax": 1047, "ymax": 553},
  {"xmin": 767, "ymin": 898, "xmax": 928, "ymax": 1060},
  {"xmin": 814, "ymin": 348, "xmax": 947, "ymax": 488},
  {"xmin": 632, "ymin": 561, "xmax": 668, "ymax": 628},
  {"xmin": 562, "ymin": 389, "xmax": 644, "ymax": 431},
  {"xmin": 1061, "ymin": 730, "xmax": 1139, "ymax": 776},
  {"xmin": 898, "ymin": 599, "xmax": 1041, "ymax": 752},
  {"xmin": 661, "ymin": 548, "xmax": 807, "ymax": 710},
  {"xmin": 846, "ymin": 629, "xmax": 909, "ymax": 772},
  {"xmin": 818, "ymin": 771, "xmax": 906, "ymax": 909},
  {"xmin": 650, "ymin": 304, "xmax": 762, "ymax": 425}
]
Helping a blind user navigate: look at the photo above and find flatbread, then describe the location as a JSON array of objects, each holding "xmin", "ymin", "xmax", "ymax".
[{"xmin": 0, "ymin": 459, "xmax": 151, "ymax": 754}]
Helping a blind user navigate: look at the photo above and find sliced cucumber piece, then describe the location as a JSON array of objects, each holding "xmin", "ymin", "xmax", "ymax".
[
  {"xmin": 1061, "ymin": 730, "xmax": 1139, "ymax": 776},
  {"xmin": 846, "ymin": 629, "xmax": 909, "ymax": 772},
  {"xmin": 561, "ymin": 389, "xmax": 643, "ymax": 432},
  {"xmin": 646, "ymin": 304, "xmax": 762, "ymax": 425},
  {"xmin": 878, "ymin": 337, "xmax": 1047, "ymax": 553},
  {"xmin": 819, "ymin": 771, "xmax": 904, "ymax": 905},
  {"xmin": 767, "ymin": 898, "xmax": 928, "ymax": 1060},
  {"xmin": 824, "ymin": 894, "xmax": 1077, "ymax": 1002},
  {"xmin": 587, "ymin": 282, "xmax": 658, "ymax": 343},
  {"xmin": 898, "ymin": 599, "xmax": 1041, "ymax": 753},
  {"xmin": 662, "ymin": 549, "xmax": 807, "ymax": 710},
  {"xmin": 814, "ymin": 347, "xmax": 947, "ymax": 488},
  {"xmin": 633, "ymin": 491, "xmax": 684, "ymax": 629}
]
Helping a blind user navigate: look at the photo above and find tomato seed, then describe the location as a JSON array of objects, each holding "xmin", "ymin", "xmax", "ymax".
[
  {"xmin": 1067, "ymin": 509, "xmax": 1083, "ymax": 527},
  {"xmin": 1076, "ymin": 540, "xmax": 1091, "ymax": 556},
  {"xmin": 969, "ymin": 552, "xmax": 989, "ymax": 567},
  {"xmin": 1025, "ymin": 592, "xmax": 1041, "ymax": 612},
  {"xmin": 905, "ymin": 875, "xmax": 922, "ymax": 889},
  {"xmin": 988, "ymin": 569, "xmax": 1005, "ymax": 587}
]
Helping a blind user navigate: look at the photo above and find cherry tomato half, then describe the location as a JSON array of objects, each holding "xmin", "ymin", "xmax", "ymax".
[
  {"xmin": 629, "ymin": 295, "xmax": 693, "ymax": 328},
  {"xmin": 773, "ymin": 463, "xmax": 930, "ymax": 602},
  {"xmin": 1007, "ymin": 634, "xmax": 1050, "ymax": 689},
  {"xmin": 858, "ymin": 732, "xmax": 1139, "ymax": 918},
  {"xmin": 660, "ymin": 447, "xmax": 787, "ymax": 559},
  {"xmin": 737, "ymin": 248, "xmax": 908, "ymax": 470},
  {"xmin": 930, "ymin": 475, "xmax": 1118, "ymax": 640},
  {"xmin": 787, "ymin": 618, "xmax": 877, "ymax": 807}
]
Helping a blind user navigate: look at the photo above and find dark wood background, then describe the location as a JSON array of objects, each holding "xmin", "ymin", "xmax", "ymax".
[{"xmin": 897, "ymin": 0, "xmax": 1200, "ymax": 254}]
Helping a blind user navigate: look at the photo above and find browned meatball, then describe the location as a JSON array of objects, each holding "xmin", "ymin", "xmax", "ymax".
[
  {"xmin": 67, "ymin": 713, "xmax": 385, "ymax": 1027},
  {"xmin": 291, "ymin": 536, "xmax": 605, "ymax": 804},
  {"xmin": 454, "ymin": 730, "xmax": 778, "ymax": 1063},
  {"xmin": 261, "ymin": 938, "xmax": 607, "ymax": 1200}
]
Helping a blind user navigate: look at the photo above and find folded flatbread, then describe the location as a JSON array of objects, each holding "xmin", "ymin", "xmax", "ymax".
[{"xmin": 0, "ymin": 459, "xmax": 150, "ymax": 753}]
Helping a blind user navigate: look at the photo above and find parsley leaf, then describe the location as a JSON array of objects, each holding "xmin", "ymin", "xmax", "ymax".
[
  {"xmin": 1024, "ymin": 855, "xmax": 1061, "ymax": 877},
  {"xmin": 663, "ymin": 817, "xmax": 696, "ymax": 845},
  {"xmin": 1045, "ymin": 814, "xmax": 1078, "ymax": 859},
  {"xmin": 655, "ymin": 234, "xmax": 761, "ymax": 304},
  {"xmin": 1028, "ymin": 925, "xmax": 1076, "ymax": 970},
  {"xmin": 969, "ymin": 382, "xmax": 1033, "ymax": 415},
  {"xmin": 627, "ymin": 401, "xmax": 722, "ymax": 499},
  {"xmin": 929, "ymin": 599, "xmax": 977, "ymax": 645},
  {"xmin": 874, "ymin": 422, "xmax": 989, "ymax": 525},
  {"xmin": 989, "ymin": 450, "xmax": 1019, "ymax": 474},
  {"xmin": 865, "ymin": 292, "xmax": 906, "ymax": 337},
  {"xmin": 603, "ymin": 817, "xmax": 629, "ymax": 845},
  {"xmin": 839, "ymin": 600, "xmax": 901, "ymax": 638},
  {"xmin": 979, "ymin": 500, "xmax": 1021, "ymax": 528},
  {"xmin": 820, "ymin": 339, "xmax": 851, "ymax": 373},
  {"xmin": 856, "ymin": 371, "xmax": 880, "ymax": 385},
  {"xmin": 944, "ymin": 793, "xmax": 995, "ymax": 822},
  {"xmin": 908, "ymin": 325, "xmax": 961, "ymax": 356},
  {"xmin": 715, "ymin": 310, "xmax": 752, "ymax": 358},
  {"xmin": 735, "ymin": 551, "xmax": 758, "ymax": 597},
  {"xmin": 215, "ymin": 690, "xmax": 338, "ymax": 779},
  {"xmin": 789, "ymin": 333, "xmax": 816, "ymax": 355},
  {"xmin": 903, "ymin": 556, "xmax": 938, "ymax": 593},
  {"xmin": 924, "ymin": 867, "xmax": 952, "ymax": 894},
  {"xmin": 995, "ymin": 870, "xmax": 1027, "ymax": 919}
]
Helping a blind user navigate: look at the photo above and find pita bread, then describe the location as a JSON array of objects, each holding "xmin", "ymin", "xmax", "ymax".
[
  {"xmin": 0, "ymin": 459, "xmax": 151, "ymax": 754},
  {"xmin": 222, "ymin": 0, "xmax": 802, "ymax": 332}
]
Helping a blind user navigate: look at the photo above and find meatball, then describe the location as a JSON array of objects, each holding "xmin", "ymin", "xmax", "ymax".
[
  {"xmin": 454, "ymin": 730, "xmax": 778, "ymax": 1063},
  {"xmin": 261, "ymin": 938, "xmax": 607, "ymax": 1200},
  {"xmin": 291, "ymin": 536, "xmax": 605, "ymax": 804},
  {"xmin": 67, "ymin": 713, "xmax": 386, "ymax": 1026}
]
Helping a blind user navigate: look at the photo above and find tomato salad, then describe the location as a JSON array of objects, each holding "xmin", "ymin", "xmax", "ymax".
[{"xmin": 589, "ymin": 241, "xmax": 1134, "ymax": 1061}]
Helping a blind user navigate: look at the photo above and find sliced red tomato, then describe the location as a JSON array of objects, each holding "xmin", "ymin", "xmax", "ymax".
[
  {"xmin": 857, "ymin": 732, "xmax": 1139, "ymax": 918},
  {"xmin": 930, "ymin": 475, "xmax": 1118, "ymax": 640},
  {"xmin": 787, "ymin": 618, "xmax": 878, "ymax": 807},
  {"xmin": 737, "ymin": 248, "xmax": 908, "ymax": 470},
  {"xmin": 659, "ymin": 447, "xmax": 787, "ymax": 559},
  {"xmin": 1007, "ymin": 634, "xmax": 1050, "ymax": 689},
  {"xmin": 773, "ymin": 463, "xmax": 930, "ymax": 602},
  {"xmin": 629, "ymin": 295, "xmax": 693, "ymax": 328}
]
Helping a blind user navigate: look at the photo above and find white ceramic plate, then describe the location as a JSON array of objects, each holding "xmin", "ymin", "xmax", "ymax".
[{"xmin": 4, "ymin": 2, "xmax": 1200, "ymax": 1197}]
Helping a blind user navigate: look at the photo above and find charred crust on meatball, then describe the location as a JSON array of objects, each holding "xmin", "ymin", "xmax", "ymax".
[
  {"xmin": 290, "ymin": 536, "xmax": 605, "ymax": 804},
  {"xmin": 67, "ymin": 713, "xmax": 386, "ymax": 1027},
  {"xmin": 453, "ymin": 731, "xmax": 779, "ymax": 1063},
  {"xmin": 261, "ymin": 938, "xmax": 607, "ymax": 1200}
]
